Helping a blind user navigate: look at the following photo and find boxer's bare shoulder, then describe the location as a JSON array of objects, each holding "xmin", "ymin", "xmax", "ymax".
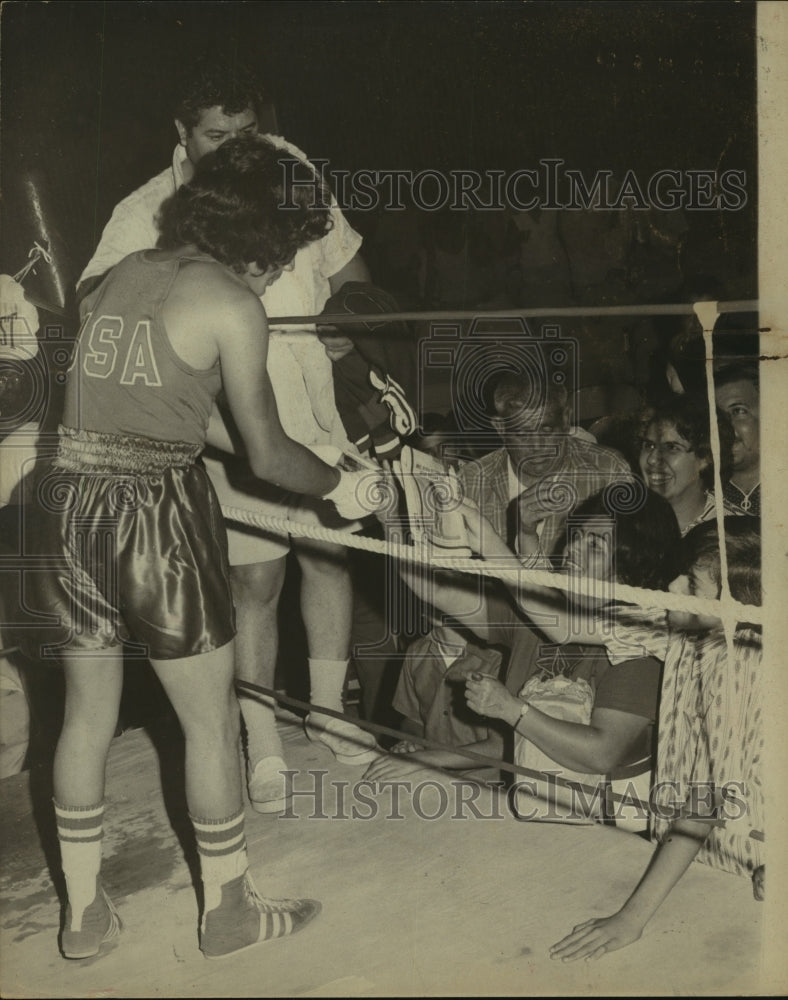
[{"xmin": 162, "ymin": 259, "xmax": 266, "ymax": 370}]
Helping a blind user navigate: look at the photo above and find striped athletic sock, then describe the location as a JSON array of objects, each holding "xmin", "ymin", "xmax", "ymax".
[
  {"xmin": 191, "ymin": 808, "xmax": 249, "ymax": 916},
  {"xmin": 54, "ymin": 800, "xmax": 104, "ymax": 927}
]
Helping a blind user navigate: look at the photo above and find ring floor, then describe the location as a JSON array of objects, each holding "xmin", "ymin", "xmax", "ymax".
[{"xmin": 0, "ymin": 713, "xmax": 772, "ymax": 997}]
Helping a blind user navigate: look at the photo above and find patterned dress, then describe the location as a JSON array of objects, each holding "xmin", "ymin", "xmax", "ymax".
[{"xmin": 652, "ymin": 626, "xmax": 764, "ymax": 878}]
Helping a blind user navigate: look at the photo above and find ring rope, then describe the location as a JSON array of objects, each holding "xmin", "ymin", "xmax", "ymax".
[
  {"xmin": 219, "ymin": 503, "xmax": 764, "ymax": 624},
  {"xmin": 267, "ymin": 299, "xmax": 759, "ymax": 327},
  {"xmin": 696, "ymin": 301, "xmax": 737, "ymax": 670},
  {"xmin": 236, "ymin": 677, "xmax": 764, "ymax": 840}
]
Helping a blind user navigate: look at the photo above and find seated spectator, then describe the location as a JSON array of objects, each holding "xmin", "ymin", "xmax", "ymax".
[
  {"xmin": 363, "ymin": 621, "xmax": 509, "ymax": 783},
  {"xmin": 459, "ymin": 370, "xmax": 633, "ymax": 568},
  {"xmin": 550, "ymin": 516, "xmax": 763, "ymax": 961},
  {"xmin": 714, "ymin": 363, "xmax": 760, "ymax": 515},
  {"xmin": 638, "ymin": 392, "xmax": 736, "ymax": 535},
  {"xmin": 366, "ymin": 488, "xmax": 680, "ymax": 810},
  {"xmin": 461, "ymin": 490, "xmax": 679, "ymax": 806},
  {"xmin": 365, "ymin": 368, "xmax": 635, "ymax": 776}
]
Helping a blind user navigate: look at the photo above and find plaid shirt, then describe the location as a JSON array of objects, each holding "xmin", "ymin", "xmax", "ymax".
[{"xmin": 458, "ymin": 439, "xmax": 634, "ymax": 562}]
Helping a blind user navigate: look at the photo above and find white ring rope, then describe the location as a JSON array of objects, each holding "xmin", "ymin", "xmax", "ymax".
[
  {"xmin": 695, "ymin": 300, "xmax": 737, "ymax": 668},
  {"xmin": 219, "ymin": 504, "xmax": 763, "ymax": 625},
  {"xmin": 254, "ymin": 294, "xmax": 762, "ymax": 631}
]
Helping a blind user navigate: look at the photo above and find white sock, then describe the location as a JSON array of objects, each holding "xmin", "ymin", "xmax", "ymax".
[
  {"xmin": 55, "ymin": 800, "xmax": 104, "ymax": 929},
  {"xmin": 192, "ymin": 809, "xmax": 248, "ymax": 916},
  {"xmin": 308, "ymin": 658, "xmax": 349, "ymax": 715},
  {"xmin": 239, "ymin": 694, "xmax": 284, "ymax": 769}
]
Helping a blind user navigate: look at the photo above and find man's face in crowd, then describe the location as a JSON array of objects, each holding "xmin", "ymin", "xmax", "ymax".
[
  {"xmin": 493, "ymin": 394, "xmax": 571, "ymax": 481},
  {"xmin": 714, "ymin": 379, "xmax": 760, "ymax": 476},
  {"xmin": 176, "ymin": 105, "xmax": 259, "ymax": 165}
]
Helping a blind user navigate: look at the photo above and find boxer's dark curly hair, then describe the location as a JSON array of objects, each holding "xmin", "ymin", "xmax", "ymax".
[{"xmin": 157, "ymin": 135, "xmax": 333, "ymax": 274}]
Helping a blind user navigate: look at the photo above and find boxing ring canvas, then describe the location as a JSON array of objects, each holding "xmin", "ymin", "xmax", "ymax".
[
  {"xmin": 1, "ymin": 1, "xmax": 787, "ymax": 996},
  {"xmin": 0, "ymin": 716, "xmax": 766, "ymax": 997}
]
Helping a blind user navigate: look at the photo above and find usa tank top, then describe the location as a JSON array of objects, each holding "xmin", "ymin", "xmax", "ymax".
[{"xmin": 63, "ymin": 250, "xmax": 223, "ymax": 446}]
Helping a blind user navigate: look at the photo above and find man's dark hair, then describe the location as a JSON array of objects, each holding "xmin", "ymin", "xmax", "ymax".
[
  {"xmin": 682, "ymin": 516, "xmax": 761, "ymax": 607},
  {"xmin": 569, "ymin": 487, "xmax": 682, "ymax": 591},
  {"xmin": 491, "ymin": 371, "xmax": 569, "ymax": 423},
  {"xmin": 714, "ymin": 361, "xmax": 760, "ymax": 394},
  {"xmin": 174, "ymin": 54, "xmax": 266, "ymax": 130},
  {"xmin": 157, "ymin": 135, "xmax": 332, "ymax": 274}
]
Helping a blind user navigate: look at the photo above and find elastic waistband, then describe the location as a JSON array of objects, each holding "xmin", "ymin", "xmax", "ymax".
[{"xmin": 54, "ymin": 425, "xmax": 201, "ymax": 475}]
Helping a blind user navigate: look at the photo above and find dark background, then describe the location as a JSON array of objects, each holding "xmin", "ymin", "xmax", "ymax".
[{"xmin": 1, "ymin": 0, "xmax": 758, "ymax": 308}]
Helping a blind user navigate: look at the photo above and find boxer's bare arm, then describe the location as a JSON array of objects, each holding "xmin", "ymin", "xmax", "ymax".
[
  {"xmin": 205, "ymin": 403, "xmax": 242, "ymax": 455},
  {"xmin": 211, "ymin": 285, "xmax": 339, "ymax": 496},
  {"xmin": 163, "ymin": 263, "xmax": 339, "ymax": 497}
]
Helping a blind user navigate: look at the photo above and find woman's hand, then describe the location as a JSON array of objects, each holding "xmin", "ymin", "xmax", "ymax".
[
  {"xmin": 464, "ymin": 674, "xmax": 522, "ymax": 726},
  {"xmin": 549, "ymin": 912, "xmax": 646, "ymax": 962}
]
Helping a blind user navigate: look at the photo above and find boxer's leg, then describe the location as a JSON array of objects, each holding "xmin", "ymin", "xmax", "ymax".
[
  {"xmin": 152, "ymin": 642, "xmax": 319, "ymax": 958},
  {"xmin": 55, "ymin": 647, "xmax": 124, "ymax": 959}
]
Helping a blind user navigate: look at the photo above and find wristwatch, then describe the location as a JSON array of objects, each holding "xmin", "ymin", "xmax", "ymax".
[{"xmin": 511, "ymin": 699, "xmax": 531, "ymax": 728}]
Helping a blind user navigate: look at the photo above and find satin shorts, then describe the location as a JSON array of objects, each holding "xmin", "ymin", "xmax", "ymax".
[{"xmin": 22, "ymin": 462, "xmax": 235, "ymax": 661}]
